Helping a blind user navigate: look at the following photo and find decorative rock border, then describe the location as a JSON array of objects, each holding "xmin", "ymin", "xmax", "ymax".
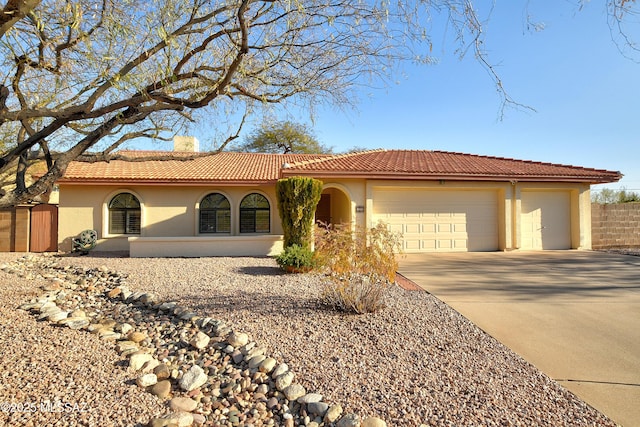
[{"xmin": 3, "ymin": 255, "xmax": 389, "ymax": 427}]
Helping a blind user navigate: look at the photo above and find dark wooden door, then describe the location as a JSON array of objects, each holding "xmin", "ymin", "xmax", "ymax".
[
  {"xmin": 315, "ymin": 194, "xmax": 331, "ymax": 226},
  {"xmin": 30, "ymin": 204, "xmax": 58, "ymax": 252}
]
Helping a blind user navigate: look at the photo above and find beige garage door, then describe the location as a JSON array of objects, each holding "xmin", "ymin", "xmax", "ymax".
[
  {"xmin": 372, "ymin": 189, "xmax": 499, "ymax": 253},
  {"xmin": 520, "ymin": 191, "xmax": 571, "ymax": 250}
]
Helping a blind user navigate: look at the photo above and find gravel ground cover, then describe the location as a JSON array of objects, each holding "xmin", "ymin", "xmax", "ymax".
[
  {"xmin": 0, "ymin": 252, "xmax": 615, "ymax": 426},
  {"xmin": 0, "ymin": 252, "xmax": 167, "ymax": 427}
]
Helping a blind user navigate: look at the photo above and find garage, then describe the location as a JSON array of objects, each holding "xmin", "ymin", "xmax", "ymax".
[
  {"xmin": 520, "ymin": 191, "xmax": 571, "ymax": 250},
  {"xmin": 372, "ymin": 188, "xmax": 499, "ymax": 252}
]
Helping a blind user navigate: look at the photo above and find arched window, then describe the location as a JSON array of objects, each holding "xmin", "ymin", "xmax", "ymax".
[
  {"xmin": 240, "ymin": 193, "xmax": 270, "ymax": 233},
  {"xmin": 199, "ymin": 193, "xmax": 231, "ymax": 233},
  {"xmin": 108, "ymin": 193, "xmax": 141, "ymax": 234}
]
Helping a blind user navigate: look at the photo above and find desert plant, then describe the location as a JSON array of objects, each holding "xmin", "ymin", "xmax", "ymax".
[
  {"xmin": 275, "ymin": 244, "xmax": 315, "ymax": 272},
  {"xmin": 276, "ymin": 177, "xmax": 323, "ymax": 249},
  {"xmin": 314, "ymin": 221, "xmax": 402, "ymax": 314}
]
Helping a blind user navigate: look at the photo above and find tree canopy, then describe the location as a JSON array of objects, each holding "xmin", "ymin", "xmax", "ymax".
[
  {"xmin": 0, "ymin": 0, "xmax": 638, "ymax": 207},
  {"xmin": 233, "ymin": 121, "xmax": 331, "ymax": 154},
  {"xmin": 592, "ymin": 187, "xmax": 640, "ymax": 204}
]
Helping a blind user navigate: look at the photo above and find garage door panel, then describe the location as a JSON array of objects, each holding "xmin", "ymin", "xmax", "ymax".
[
  {"xmin": 404, "ymin": 239, "xmax": 421, "ymax": 250},
  {"xmin": 422, "ymin": 223, "xmax": 436, "ymax": 233},
  {"xmin": 373, "ymin": 189, "xmax": 498, "ymax": 253},
  {"xmin": 521, "ymin": 191, "xmax": 570, "ymax": 250},
  {"xmin": 405, "ymin": 223, "xmax": 420, "ymax": 234},
  {"xmin": 422, "ymin": 240, "xmax": 436, "ymax": 250},
  {"xmin": 453, "ymin": 239, "xmax": 467, "ymax": 249},
  {"xmin": 439, "ymin": 240, "xmax": 453, "ymax": 249},
  {"xmin": 438, "ymin": 223, "xmax": 451, "ymax": 233}
]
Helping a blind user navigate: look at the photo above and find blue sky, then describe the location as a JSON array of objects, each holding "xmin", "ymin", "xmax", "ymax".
[{"xmin": 147, "ymin": 1, "xmax": 640, "ymax": 192}]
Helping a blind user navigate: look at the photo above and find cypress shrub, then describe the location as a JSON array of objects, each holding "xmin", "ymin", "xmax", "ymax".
[{"xmin": 276, "ymin": 176, "xmax": 323, "ymax": 249}]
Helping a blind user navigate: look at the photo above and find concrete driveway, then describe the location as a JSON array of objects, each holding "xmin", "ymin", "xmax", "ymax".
[{"xmin": 399, "ymin": 250, "xmax": 640, "ymax": 427}]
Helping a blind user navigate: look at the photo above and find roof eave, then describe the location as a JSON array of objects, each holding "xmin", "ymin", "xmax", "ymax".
[
  {"xmin": 56, "ymin": 178, "xmax": 277, "ymax": 186},
  {"xmin": 281, "ymin": 170, "xmax": 622, "ymax": 184}
]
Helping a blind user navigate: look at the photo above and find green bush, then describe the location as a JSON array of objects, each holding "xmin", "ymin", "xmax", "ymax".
[
  {"xmin": 314, "ymin": 221, "xmax": 402, "ymax": 314},
  {"xmin": 276, "ymin": 177, "xmax": 323, "ymax": 249},
  {"xmin": 275, "ymin": 244, "xmax": 315, "ymax": 272}
]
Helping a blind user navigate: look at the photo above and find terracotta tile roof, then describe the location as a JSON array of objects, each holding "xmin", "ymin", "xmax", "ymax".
[
  {"xmin": 59, "ymin": 149, "xmax": 622, "ymax": 184},
  {"xmin": 60, "ymin": 151, "xmax": 328, "ymax": 184},
  {"xmin": 283, "ymin": 149, "xmax": 622, "ymax": 183}
]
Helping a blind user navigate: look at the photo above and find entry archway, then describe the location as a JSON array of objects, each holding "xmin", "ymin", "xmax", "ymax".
[{"xmin": 315, "ymin": 185, "xmax": 352, "ymax": 227}]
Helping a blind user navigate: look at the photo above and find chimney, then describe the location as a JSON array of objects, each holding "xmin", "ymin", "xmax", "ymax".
[{"xmin": 173, "ymin": 136, "xmax": 200, "ymax": 152}]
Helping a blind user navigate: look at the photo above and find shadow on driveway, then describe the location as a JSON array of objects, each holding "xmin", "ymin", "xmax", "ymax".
[
  {"xmin": 401, "ymin": 250, "xmax": 640, "ymax": 302},
  {"xmin": 399, "ymin": 250, "xmax": 640, "ymax": 427}
]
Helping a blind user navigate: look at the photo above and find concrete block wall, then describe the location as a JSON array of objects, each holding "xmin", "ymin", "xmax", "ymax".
[{"xmin": 591, "ymin": 202, "xmax": 640, "ymax": 249}]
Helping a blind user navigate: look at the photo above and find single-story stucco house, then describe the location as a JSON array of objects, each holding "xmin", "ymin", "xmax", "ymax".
[{"xmin": 56, "ymin": 140, "xmax": 621, "ymax": 257}]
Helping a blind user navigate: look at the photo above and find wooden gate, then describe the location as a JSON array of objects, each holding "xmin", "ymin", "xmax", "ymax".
[
  {"xmin": 0, "ymin": 207, "xmax": 30, "ymax": 252},
  {"xmin": 0, "ymin": 208, "xmax": 16, "ymax": 252},
  {"xmin": 30, "ymin": 204, "xmax": 58, "ymax": 252}
]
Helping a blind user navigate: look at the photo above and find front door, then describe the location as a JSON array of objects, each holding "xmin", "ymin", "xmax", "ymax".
[{"xmin": 315, "ymin": 194, "xmax": 331, "ymax": 226}]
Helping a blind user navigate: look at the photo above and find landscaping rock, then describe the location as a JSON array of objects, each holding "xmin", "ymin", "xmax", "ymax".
[
  {"xmin": 153, "ymin": 363, "xmax": 171, "ymax": 380},
  {"xmin": 4, "ymin": 255, "xmax": 464, "ymax": 427},
  {"xmin": 283, "ymin": 384, "xmax": 306, "ymax": 401},
  {"xmin": 298, "ymin": 393, "xmax": 323, "ymax": 404},
  {"xmin": 337, "ymin": 413, "xmax": 361, "ymax": 427},
  {"xmin": 137, "ymin": 373, "xmax": 158, "ymax": 387},
  {"xmin": 179, "ymin": 365, "xmax": 207, "ymax": 391},
  {"xmin": 128, "ymin": 331, "xmax": 147, "ymax": 343},
  {"xmin": 275, "ymin": 371, "xmax": 295, "ymax": 391},
  {"xmin": 362, "ymin": 417, "xmax": 387, "ymax": 427},
  {"xmin": 150, "ymin": 380, "xmax": 172, "ymax": 399},
  {"xmin": 169, "ymin": 396, "xmax": 198, "ymax": 412},
  {"xmin": 190, "ymin": 331, "xmax": 210, "ymax": 350},
  {"xmin": 259, "ymin": 357, "xmax": 277, "ymax": 373},
  {"xmin": 148, "ymin": 412, "xmax": 194, "ymax": 427},
  {"xmin": 325, "ymin": 404, "xmax": 343, "ymax": 423},
  {"xmin": 227, "ymin": 331, "xmax": 249, "ymax": 347},
  {"xmin": 271, "ymin": 362, "xmax": 289, "ymax": 379},
  {"xmin": 130, "ymin": 353, "xmax": 154, "ymax": 371},
  {"xmin": 308, "ymin": 401, "xmax": 329, "ymax": 417}
]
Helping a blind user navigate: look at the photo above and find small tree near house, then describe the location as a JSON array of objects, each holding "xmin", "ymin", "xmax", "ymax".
[{"xmin": 276, "ymin": 177, "xmax": 323, "ymax": 249}]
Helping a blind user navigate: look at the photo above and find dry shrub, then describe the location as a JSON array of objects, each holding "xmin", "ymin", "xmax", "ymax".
[{"xmin": 314, "ymin": 221, "xmax": 402, "ymax": 314}]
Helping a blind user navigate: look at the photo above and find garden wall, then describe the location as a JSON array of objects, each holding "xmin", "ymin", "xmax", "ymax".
[{"xmin": 591, "ymin": 202, "xmax": 640, "ymax": 249}]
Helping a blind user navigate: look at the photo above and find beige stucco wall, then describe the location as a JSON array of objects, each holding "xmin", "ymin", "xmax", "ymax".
[
  {"xmin": 58, "ymin": 183, "xmax": 282, "ymax": 253},
  {"xmin": 58, "ymin": 178, "xmax": 593, "ymax": 255},
  {"xmin": 129, "ymin": 235, "xmax": 283, "ymax": 257}
]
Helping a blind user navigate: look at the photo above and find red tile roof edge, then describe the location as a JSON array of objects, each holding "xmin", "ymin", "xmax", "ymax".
[
  {"xmin": 286, "ymin": 149, "xmax": 622, "ymax": 177},
  {"xmin": 428, "ymin": 150, "xmax": 621, "ymax": 176},
  {"xmin": 286, "ymin": 148, "xmax": 386, "ymax": 168},
  {"xmin": 58, "ymin": 149, "xmax": 622, "ymax": 184},
  {"xmin": 280, "ymin": 170, "xmax": 620, "ymax": 183}
]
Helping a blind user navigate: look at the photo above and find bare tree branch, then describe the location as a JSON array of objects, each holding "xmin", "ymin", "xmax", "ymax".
[
  {"xmin": 0, "ymin": 0, "xmax": 40, "ymax": 38},
  {"xmin": 3, "ymin": 0, "xmax": 630, "ymax": 207}
]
